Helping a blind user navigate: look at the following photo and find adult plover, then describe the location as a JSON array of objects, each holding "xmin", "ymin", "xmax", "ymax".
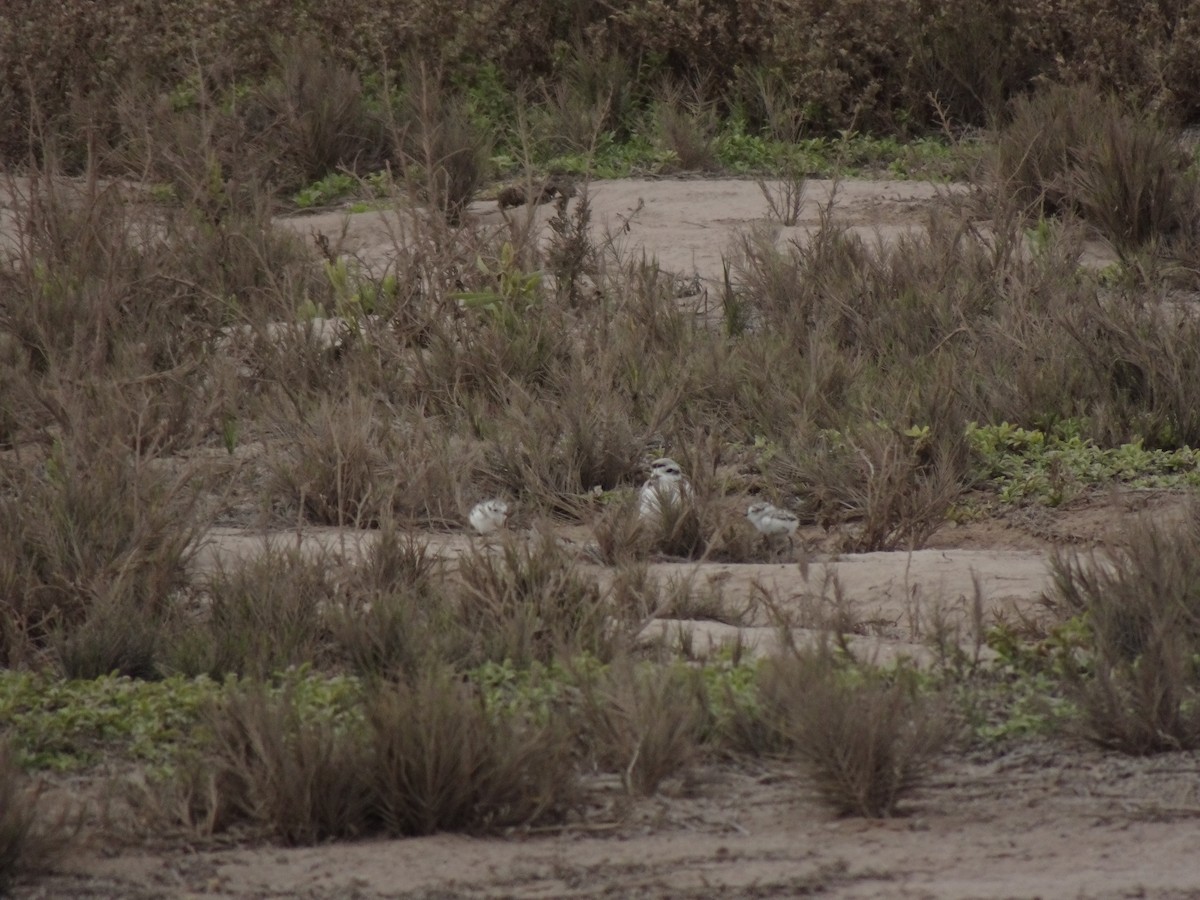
[
  {"xmin": 638, "ymin": 457, "xmax": 694, "ymax": 521},
  {"xmin": 469, "ymin": 498, "xmax": 510, "ymax": 535}
]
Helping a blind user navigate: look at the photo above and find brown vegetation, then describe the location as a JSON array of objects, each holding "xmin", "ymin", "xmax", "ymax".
[{"xmin": 3, "ymin": 6, "xmax": 1200, "ymax": 889}]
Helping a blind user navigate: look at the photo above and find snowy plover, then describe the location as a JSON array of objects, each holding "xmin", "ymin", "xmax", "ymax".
[
  {"xmin": 746, "ymin": 501, "xmax": 799, "ymax": 553},
  {"xmin": 638, "ymin": 457, "xmax": 694, "ymax": 521},
  {"xmin": 469, "ymin": 499, "xmax": 510, "ymax": 535}
]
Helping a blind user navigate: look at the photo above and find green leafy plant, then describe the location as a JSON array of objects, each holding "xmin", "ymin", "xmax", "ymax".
[
  {"xmin": 453, "ymin": 241, "xmax": 544, "ymax": 329},
  {"xmin": 968, "ymin": 422, "xmax": 1200, "ymax": 506},
  {"xmin": 0, "ymin": 672, "xmax": 223, "ymax": 770}
]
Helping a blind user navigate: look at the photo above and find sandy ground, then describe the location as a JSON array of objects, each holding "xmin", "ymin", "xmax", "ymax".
[
  {"xmin": 12, "ymin": 178, "xmax": 1200, "ymax": 900},
  {"xmin": 48, "ymin": 742, "xmax": 1200, "ymax": 899}
]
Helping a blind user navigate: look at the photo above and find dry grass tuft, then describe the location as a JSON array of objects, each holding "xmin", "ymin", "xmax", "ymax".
[
  {"xmin": 1066, "ymin": 114, "xmax": 1200, "ymax": 262},
  {"xmin": 1052, "ymin": 508, "xmax": 1200, "ymax": 754},
  {"xmin": 455, "ymin": 530, "xmax": 624, "ymax": 665},
  {"xmin": 369, "ymin": 668, "xmax": 577, "ymax": 835},
  {"xmin": 0, "ymin": 429, "xmax": 203, "ymax": 672},
  {"xmin": 794, "ymin": 421, "xmax": 969, "ymax": 552},
  {"xmin": 265, "ymin": 394, "xmax": 394, "ymax": 528},
  {"xmin": 575, "ymin": 658, "xmax": 711, "ymax": 795},
  {"xmin": 179, "ymin": 670, "xmax": 576, "ymax": 843},
  {"xmin": 759, "ymin": 650, "xmax": 954, "ymax": 817},
  {"xmin": 327, "ymin": 528, "xmax": 453, "ymax": 679},
  {"xmin": 251, "ymin": 36, "xmax": 390, "ymax": 190},
  {"xmin": 993, "ymin": 82, "xmax": 1200, "ymax": 264},
  {"xmin": 0, "ymin": 740, "xmax": 78, "ymax": 891},
  {"xmin": 185, "ymin": 682, "xmax": 375, "ymax": 845},
  {"xmin": 165, "ymin": 548, "xmax": 335, "ymax": 679},
  {"xmin": 591, "ymin": 496, "xmax": 652, "ymax": 566}
]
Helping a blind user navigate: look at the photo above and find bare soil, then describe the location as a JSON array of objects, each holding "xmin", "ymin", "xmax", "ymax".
[{"xmin": 15, "ymin": 179, "xmax": 1200, "ymax": 900}]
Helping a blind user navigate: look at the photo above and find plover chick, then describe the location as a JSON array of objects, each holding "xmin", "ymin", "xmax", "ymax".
[
  {"xmin": 746, "ymin": 502, "xmax": 799, "ymax": 552},
  {"xmin": 638, "ymin": 457, "xmax": 694, "ymax": 521},
  {"xmin": 469, "ymin": 499, "xmax": 509, "ymax": 535}
]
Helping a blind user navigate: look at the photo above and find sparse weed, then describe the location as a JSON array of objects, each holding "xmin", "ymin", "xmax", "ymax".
[
  {"xmin": 395, "ymin": 62, "xmax": 493, "ymax": 223},
  {"xmin": 544, "ymin": 184, "xmax": 596, "ymax": 306},
  {"xmin": 652, "ymin": 80, "xmax": 719, "ymax": 172},
  {"xmin": 655, "ymin": 574, "xmax": 753, "ymax": 627},
  {"xmin": 757, "ymin": 161, "xmax": 808, "ymax": 226}
]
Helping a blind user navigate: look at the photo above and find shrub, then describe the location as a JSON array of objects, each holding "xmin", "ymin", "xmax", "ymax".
[
  {"xmin": 368, "ymin": 668, "xmax": 576, "ymax": 835},
  {"xmin": 454, "ymin": 530, "xmax": 622, "ymax": 666},
  {"xmin": 759, "ymin": 650, "xmax": 954, "ymax": 817},
  {"xmin": 6, "ymin": 0, "xmax": 1200, "ymax": 171},
  {"xmin": 534, "ymin": 42, "xmax": 639, "ymax": 153},
  {"xmin": 993, "ymin": 81, "xmax": 1199, "ymax": 260},
  {"xmin": 1052, "ymin": 509, "xmax": 1200, "ymax": 754},
  {"xmin": 1066, "ymin": 113, "xmax": 1200, "ymax": 259},
  {"xmin": 575, "ymin": 658, "xmax": 711, "ymax": 795},
  {"xmin": 755, "ymin": 0, "xmax": 922, "ymax": 133},
  {"xmin": 249, "ymin": 36, "xmax": 391, "ymax": 191},
  {"xmin": 165, "ymin": 549, "xmax": 335, "ymax": 680},
  {"xmin": 0, "ymin": 739, "xmax": 77, "ymax": 891},
  {"xmin": 0, "ymin": 430, "xmax": 202, "ymax": 670},
  {"xmin": 991, "ymin": 83, "xmax": 1109, "ymax": 219},
  {"xmin": 265, "ymin": 394, "xmax": 394, "ymax": 527},
  {"xmin": 188, "ymin": 681, "xmax": 375, "ymax": 845}
]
